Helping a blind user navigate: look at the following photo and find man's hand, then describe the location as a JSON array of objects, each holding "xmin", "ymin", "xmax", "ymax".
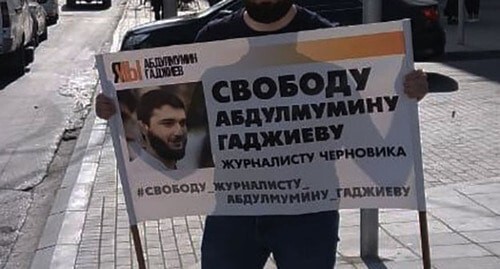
[
  {"xmin": 96, "ymin": 93, "xmax": 117, "ymax": 120},
  {"xmin": 404, "ymin": 69, "xmax": 428, "ymax": 101}
]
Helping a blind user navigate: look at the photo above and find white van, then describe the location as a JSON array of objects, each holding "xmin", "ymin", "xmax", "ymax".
[
  {"xmin": 36, "ymin": 0, "xmax": 57, "ymax": 24},
  {"xmin": 0, "ymin": 0, "xmax": 35, "ymax": 75}
]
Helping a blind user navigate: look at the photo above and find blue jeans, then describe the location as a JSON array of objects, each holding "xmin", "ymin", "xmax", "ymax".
[{"xmin": 201, "ymin": 211, "xmax": 339, "ymax": 269}]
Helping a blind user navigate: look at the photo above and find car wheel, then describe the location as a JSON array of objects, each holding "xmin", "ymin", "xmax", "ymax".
[
  {"xmin": 11, "ymin": 46, "xmax": 26, "ymax": 76},
  {"xmin": 33, "ymin": 35, "xmax": 39, "ymax": 47},
  {"xmin": 40, "ymin": 26, "xmax": 48, "ymax": 41},
  {"xmin": 102, "ymin": 0, "xmax": 111, "ymax": 9},
  {"xmin": 25, "ymin": 46, "xmax": 34, "ymax": 64},
  {"xmin": 47, "ymin": 15, "xmax": 57, "ymax": 25},
  {"xmin": 67, "ymin": 0, "xmax": 77, "ymax": 8},
  {"xmin": 30, "ymin": 26, "xmax": 39, "ymax": 47}
]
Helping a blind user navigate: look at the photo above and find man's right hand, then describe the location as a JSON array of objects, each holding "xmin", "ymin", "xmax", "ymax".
[{"xmin": 95, "ymin": 93, "xmax": 117, "ymax": 120}]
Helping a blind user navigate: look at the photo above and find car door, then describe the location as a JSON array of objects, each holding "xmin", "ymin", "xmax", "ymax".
[
  {"xmin": 11, "ymin": 0, "xmax": 23, "ymax": 39},
  {"xmin": 21, "ymin": 0, "xmax": 33, "ymax": 45},
  {"xmin": 0, "ymin": 1, "xmax": 5, "ymax": 48},
  {"xmin": 5, "ymin": 0, "xmax": 24, "ymax": 49}
]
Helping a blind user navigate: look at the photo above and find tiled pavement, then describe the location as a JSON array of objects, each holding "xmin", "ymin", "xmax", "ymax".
[{"xmin": 31, "ymin": 0, "xmax": 500, "ymax": 268}]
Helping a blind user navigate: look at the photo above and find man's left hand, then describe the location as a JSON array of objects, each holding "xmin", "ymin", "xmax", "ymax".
[{"xmin": 404, "ymin": 69, "xmax": 428, "ymax": 101}]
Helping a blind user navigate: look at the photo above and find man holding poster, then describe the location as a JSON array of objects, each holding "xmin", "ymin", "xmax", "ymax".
[{"xmin": 96, "ymin": 0, "xmax": 429, "ymax": 268}]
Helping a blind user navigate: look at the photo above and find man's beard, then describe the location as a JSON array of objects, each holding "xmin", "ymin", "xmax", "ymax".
[
  {"xmin": 243, "ymin": 0, "xmax": 293, "ymax": 24},
  {"xmin": 147, "ymin": 132, "xmax": 186, "ymax": 162}
]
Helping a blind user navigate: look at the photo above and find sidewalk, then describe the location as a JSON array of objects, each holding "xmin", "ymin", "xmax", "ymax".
[{"xmin": 31, "ymin": 0, "xmax": 500, "ymax": 268}]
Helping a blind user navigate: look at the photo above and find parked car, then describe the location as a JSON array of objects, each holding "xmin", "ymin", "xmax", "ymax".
[
  {"xmin": 36, "ymin": 0, "xmax": 58, "ymax": 25},
  {"xmin": 295, "ymin": 0, "xmax": 446, "ymax": 59},
  {"xmin": 66, "ymin": 0, "xmax": 110, "ymax": 9},
  {"xmin": 28, "ymin": 0, "xmax": 48, "ymax": 46},
  {"xmin": 382, "ymin": 0, "xmax": 445, "ymax": 59},
  {"xmin": 120, "ymin": 0, "xmax": 445, "ymax": 60},
  {"xmin": 0, "ymin": 0, "xmax": 35, "ymax": 75}
]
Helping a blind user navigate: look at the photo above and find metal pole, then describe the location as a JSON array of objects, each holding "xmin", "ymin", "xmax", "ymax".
[
  {"xmin": 419, "ymin": 212, "xmax": 432, "ymax": 269},
  {"xmin": 163, "ymin": 0, "xmax": 177, "ymax": 19},
  {"xmin": 360, "ymin": 208, "xmax": 379, "ymax": 258},
  {"xmin": 458, "ymin": 0, "xmax": 465, "ymax": 44},
  {"xmin": 363, "ymin": 0, "xmax": 382, "ymax": 23},
  {"xmin": 131, "ymin": 225, "xmax": 147, "ymax": 269},
  {"xmin": 360, "ymin": 0, "xmax": 382, "ymax": 260}
]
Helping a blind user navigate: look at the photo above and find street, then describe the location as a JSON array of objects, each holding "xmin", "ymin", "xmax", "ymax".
[{"xmin": 0, "ymin": 1, "xmax": 126, "ymax": 267}]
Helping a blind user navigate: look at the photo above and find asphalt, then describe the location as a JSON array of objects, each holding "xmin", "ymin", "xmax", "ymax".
[{"xmin": 30, "ymin": 0, "xmax": 500, "ymax": 268}]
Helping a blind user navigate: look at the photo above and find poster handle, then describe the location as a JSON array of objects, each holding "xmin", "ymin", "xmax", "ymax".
[
  {"xmin": 419, "ymin": 211, "xmax": 431, "ymax": 269},
  {"xmin": 131, "ymin": 225, "xmax": 147, "ymax": 269}
]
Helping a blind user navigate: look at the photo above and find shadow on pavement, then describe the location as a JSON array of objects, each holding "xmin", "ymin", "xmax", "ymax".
[
  {"xmin": 444, "ymin": 55, "xmax": 500, "ymax": 85},
  {"xmin": 0, "ymin": 68, "xmax": 33, "ymax": 90},
  {"xmin": 427, "ymin": 72, "xmax": 459, "ymax": 93},
  {"xmin": 0, "ymin": 76, "xmax": 18, "ymax": 90},
  {"xmin": 437, "ymin": 51, "xmax": 500, "ymax": 63},
  {"xmin": 361, "ymin": 257, "xmax": 391, "ymax": 269}
]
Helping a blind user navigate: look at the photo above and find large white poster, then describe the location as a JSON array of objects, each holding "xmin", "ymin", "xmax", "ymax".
[{"xmin": 96, "ymin": 20, "xmax": 426, "ymax": 224}]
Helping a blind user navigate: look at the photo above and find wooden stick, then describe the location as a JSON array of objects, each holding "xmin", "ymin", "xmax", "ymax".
[
  {"xmin": 418, "ymin": 211, "xmax": 431, "ymax": 269},
  {"xmin": 131, "ymin": 225, "xmax": 147, "ymax": 269}
]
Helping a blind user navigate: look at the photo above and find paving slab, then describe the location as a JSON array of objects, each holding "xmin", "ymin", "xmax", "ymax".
[
  {"xmin": 462, "ymin": 230, "xmax": 500, "ymax": 244},
  {"xmin": 467, "ymin": 193, "xmax": 500, "ymax": 215},
  {"xmin": 432, "ymin": 256, "xmax": 500, "ymax": 269},
  {"xmin": 444, "ymin": 216, "xmax": 500, "ymax": 232},
  {"xmin": 430, "ymin": 243, "xmax": 492, "ymax": 259}
]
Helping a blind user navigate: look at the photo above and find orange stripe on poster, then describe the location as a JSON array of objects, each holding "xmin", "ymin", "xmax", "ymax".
[
  {"xmin": 297, "ymin": 31, "xmax": 406, "ymax": 61},
  {"xmin": 246, "ymin": 31, "xmax": 405, "ymax": 67}
]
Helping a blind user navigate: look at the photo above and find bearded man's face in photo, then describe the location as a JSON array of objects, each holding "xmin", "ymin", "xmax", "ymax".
[
  {"xmin": 243, "ymin": 0, "xmax": 294, "ymax": 23},
  {"xmin": 146, "ymin": 104, "xmax": 188, "ymax": 161}
]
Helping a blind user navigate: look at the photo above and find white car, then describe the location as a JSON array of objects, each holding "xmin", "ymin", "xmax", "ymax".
[
  {"xmin": 0, "ymin": 0, "xmax": 35, "ymax": 76},
  {"xmin": 29, "ymin": 0, "xmax": 47, "ymax": 46},
  {"xmin": 36, "ymin": 0, "xmax": 57, "ymax": 24}
]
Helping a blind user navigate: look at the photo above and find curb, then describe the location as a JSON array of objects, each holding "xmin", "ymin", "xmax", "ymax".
[{"xmin": 30, "ymin": 110, "xmax": 107, "ymax": 269}]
